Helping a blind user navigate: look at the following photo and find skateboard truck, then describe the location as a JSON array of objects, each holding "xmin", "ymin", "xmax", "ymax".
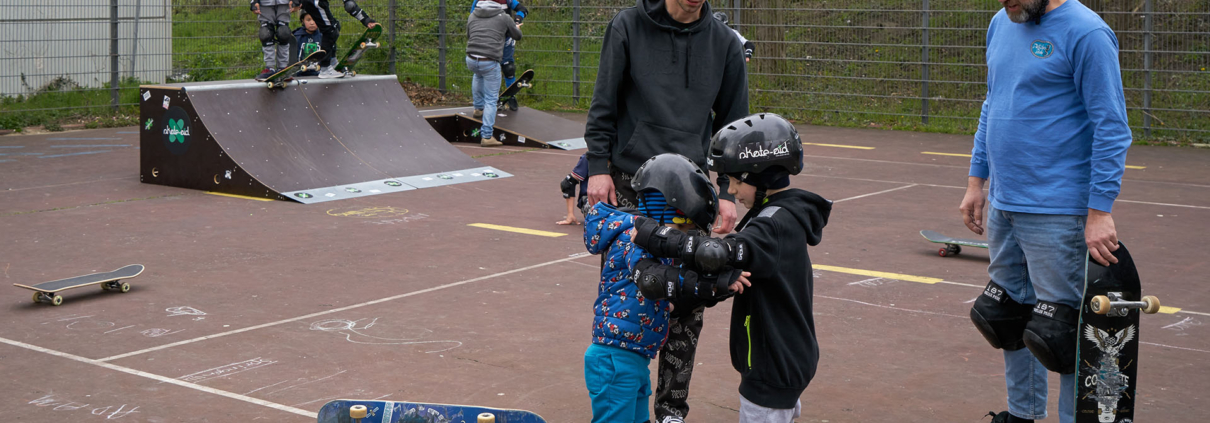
[{"xmin": 1090, "ymin": 292, "xmax": 1161, "ymax": 316}]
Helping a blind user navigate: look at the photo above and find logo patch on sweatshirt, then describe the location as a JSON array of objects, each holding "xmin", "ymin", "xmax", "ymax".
[{"xmin": 1031, "ymin": 40, "xmax": 1053, "ymax": 59}]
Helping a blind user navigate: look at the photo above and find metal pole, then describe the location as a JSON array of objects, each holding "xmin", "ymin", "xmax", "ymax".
[
  {"xmin": 129, "ymin": 0, "xmax": 142, "ymax": 78},
  {"xmin": 388, "ymin": 0, "xmax": 397, "ymax": 74},
  {"xmin": 732, "ymin": 0, "xmax": 741, "ymax": 32},
  {"xmin": 110, "ymin": 0, "xmax": 120, "ymax": 111},
  {"xmin": 572, "ymin": 0, "xmax": 580, "ymax": 103},
  {"xmin": 1142, "ymin": 0, "xmax": 1153, "ymax": 137},
  {"xmin": 438, "ymin": 0, "xmax": 447, "ymax": 92},
  {"xmin": 921, "ymin": 0, "xmax": 930, "ymax": 125}
]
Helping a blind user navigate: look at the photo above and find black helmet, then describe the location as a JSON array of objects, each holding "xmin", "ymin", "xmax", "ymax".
[
  {"xmin": 631, "ymin": 153, "xmax": 718, "ymax": 233},
  {"xmin": 712, "ymin": 11, "xmax": 729, "ymax": 25},
  {"xmin": 708, "ymin": 113, "xmax": 803, "ymax": 185}
]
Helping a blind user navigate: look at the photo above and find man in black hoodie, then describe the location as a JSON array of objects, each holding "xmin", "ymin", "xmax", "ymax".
[{"xmin": 583, "ymin": 2, "xmax": 749, "ymax": 421}]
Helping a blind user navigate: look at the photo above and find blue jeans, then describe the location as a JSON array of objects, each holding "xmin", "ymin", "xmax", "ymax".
[
  {"xmin": 987, "ymin": 206, "xmax": 1084, "ymax": 422},
  {"xmin": 465, "ymin": 57, "xmax": 500, "ymax": 139},
  {"xmin": 584, "ymin": 344, "xmax": 652, "ymax": 423}
]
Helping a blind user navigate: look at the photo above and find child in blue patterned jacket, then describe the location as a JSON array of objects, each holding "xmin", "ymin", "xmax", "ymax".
[{"xmin": 582, "ymin": 153, "xmax": 747, "ymax": 423}]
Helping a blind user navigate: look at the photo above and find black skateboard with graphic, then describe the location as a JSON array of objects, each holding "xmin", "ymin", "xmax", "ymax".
[
  {"xmin": 497, "ymin": 69, "xmax": 534, "ymax": 111},
  {"xmin": 14, "ymin": 264, "xmax": 144, "ymax": 306},
  {"xmin": 264, "ymin": 49, "xmax": 326, "ymax": 89},
  {"xmin": 920, "ymin": 230, "xmax": 988, "ymax": 257},
  {"xmin": 1075, "ymin": 243, "xmax": 1160, "ymax": 422}
]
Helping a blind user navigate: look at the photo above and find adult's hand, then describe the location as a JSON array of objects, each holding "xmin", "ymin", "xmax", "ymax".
[
  {"xmin": 959, "ymin": 176, "xmax": 987, "ymax": 235},
  {"xmin": 713, "ymin": 199, "xmax": 737, "ymax": 234},
  {"xmin": 251, "ymin": 3, "xmax": 260, "ymax": 14},
  {"xmin": 587, "ymin": 174, "xmax": 616, "ymax": 206},
  {"xmin": 1086, "ymin": 209, "xmax": 1119, "ymax": 266},
  {"xmin": 367, "ymin": 22, "xmax": 380, "ymax": 29}
]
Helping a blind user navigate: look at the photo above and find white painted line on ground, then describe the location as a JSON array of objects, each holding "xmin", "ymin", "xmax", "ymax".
[
  {"xmin": 937, "ymin": 280, "xmax": 984, "ymax": 288},
  {"xmin": 1116, "ymin": 199, "xmax": 1210, "ymax": 210},
  {"xmin": 817, "ymin": 295, "xmax": 965, "ymax": 318},
  {"xmin": 100, "ymin": 253, "xmax": 592, "ymax": 362},
  {"xmin": 0, "ymin": 336, "xmax": 317, "ymax": 419},
  {"xmin": 804, "ymin": 154, "xmax": 968, "ymax": 169},
  {"xmin": 833, "ymin": 184, "xmax": 917, "ymax": 203}
]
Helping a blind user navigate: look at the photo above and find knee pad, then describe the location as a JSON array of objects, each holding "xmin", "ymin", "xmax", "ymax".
[
  {"xmin": 275, "ymin": 21, "xmax": 295, "ymax": 44},
  {"xmin": 970, "ymin": 281, "xmax": 1033, "ymax": 351},
  {"xmin": 1022, "ymin": 300, "xmax": 1080, "ymax": 374},
  {"xmin": 258, "ymin": 22, "xmax": 276, "ymax": 46},
  {"xmin": 501, "ymin": 61, "xmax": 516, "ymax": 80}
]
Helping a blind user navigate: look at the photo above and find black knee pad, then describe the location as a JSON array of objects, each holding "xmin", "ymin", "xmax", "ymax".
[
  {"xmin": 275, "ymin": 21, "xmax": 295, "ymax": 44},
  {"xmin": 258, "ymin": 22, "xmax": 276, "ymax": 46},
  {"xmin": 1022, "ymin": 300, "xmax": 1079, "ymax": 374},
  {"xmin": 501, "ymin": 61, "xmax": 516, "ymax": 80},
  {"xmin": 970, "ymin": 281, "xmax": 1033, "ymax": 351}
]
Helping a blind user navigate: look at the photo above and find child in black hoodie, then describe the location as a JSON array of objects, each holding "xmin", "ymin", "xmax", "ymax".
[{"xmin": 634, "ymin": 113, "xmax": 830, "ymax": 422}]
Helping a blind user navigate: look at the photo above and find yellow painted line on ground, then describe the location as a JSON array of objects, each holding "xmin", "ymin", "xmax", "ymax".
[
  {"xmin": 1125, "ymin": 165, "xmax": 1147, "ymax": 170},
  {"xmin": 468, "ymin": 223, "xmax": 567, "ymax": 238},
  {"xmin": 921, "ymin": 151, "xmax": 971, "ymax": 157},
  {"xmin": 813, "ymin": 264, "xmax": 943, "ymax": 284},
  {"xmin": 802, "ymin": 142, "xmax": 875, "ymax": 150},
  {"xmin": 1159, "ymin": 306, "xmax": 1182, "ymax": 314},
  {"xmin": 206, "ymin": 192, "xmax": 275, "ymax": 202}
]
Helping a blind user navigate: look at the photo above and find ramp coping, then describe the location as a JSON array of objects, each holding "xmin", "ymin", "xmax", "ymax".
[{"xmin": 175, "ymin": 75, "xmax": 397, "ymax": 92}]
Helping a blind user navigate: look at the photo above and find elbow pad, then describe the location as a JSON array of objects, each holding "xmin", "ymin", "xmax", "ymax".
[{"xmin": 560, "ymin": 175, "xmax": 577, "ymax": 199}]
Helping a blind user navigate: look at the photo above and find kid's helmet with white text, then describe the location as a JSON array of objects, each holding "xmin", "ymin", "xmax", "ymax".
[{"xmin": 707, "ymin": 113, "xmax": 803, "ymax": 190}]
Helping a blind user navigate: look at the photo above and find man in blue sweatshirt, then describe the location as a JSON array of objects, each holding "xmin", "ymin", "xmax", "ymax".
[
  {"xmin": 958, "ymin": 1, "xmax": 1132, "ymax": 422},
  {"xmin": 583, "ymin": 1, "xmax": 749, "ymax": 422}
]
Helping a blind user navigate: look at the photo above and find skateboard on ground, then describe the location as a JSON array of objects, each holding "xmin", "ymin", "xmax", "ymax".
[
  {"xmin": 264, "ymin": 49, "xmax": 326, "ymax": 89},
  {"xmin": 318, "ymin": 399, "xmax": 546, "ymax": 423},
  {"xmin": 1075, "ymin": 242, "xmax": 1160, "ymax": 423},
  {"xmin": 336, "ymin": 25, "xmax": 384, "ymax": 77},
  {"xmin": 14, "ymin": 264, "xmax": 144, "ymax": 306},
  {"xmin": 920, "ymin": 230, "xmax": 988, "ymax": 257},
  {"xmin": 497, "ymin": 69, "xmax": 534, "ymax": 111}
]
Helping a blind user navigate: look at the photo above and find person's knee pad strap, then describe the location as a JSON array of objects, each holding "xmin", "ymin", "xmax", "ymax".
[
  {"xmin": 1022, "ymin": 300, "xmax": 1080, "ymax": 374},
  {"xmin": 969, "ymin": 281, "xmax": 1032, "ymax": 351},
  {"xmin": 258, "ymin": 22, "xmax": 276, "ymax": 46}
]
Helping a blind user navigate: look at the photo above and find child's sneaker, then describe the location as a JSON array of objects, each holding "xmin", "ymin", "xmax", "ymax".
[
  {"xmin": 255, "ymin": 68, "xmax": 275, "ymax": 81},
  {"xmin": 317, "ymin": 64, "xmax": 344, "ymax": 79}
]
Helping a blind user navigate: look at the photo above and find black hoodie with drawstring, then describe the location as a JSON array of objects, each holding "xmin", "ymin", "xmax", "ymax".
[
  {"xmin": 584, "ymin": 0, "xmax": 749, "ymax": 186},
  {"xmin": 728, "ymin": 189, "xmax": 832, "ymax": 409}
]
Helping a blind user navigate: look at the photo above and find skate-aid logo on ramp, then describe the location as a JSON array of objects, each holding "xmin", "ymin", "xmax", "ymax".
[{"xmin": 161, "ymin": 106, "xmax": 192, "ymax": 156}]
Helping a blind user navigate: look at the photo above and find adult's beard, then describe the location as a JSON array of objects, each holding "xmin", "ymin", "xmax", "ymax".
[{"xmin": 1007, "ymin": 0, "xmax": 1050, "ymax": 24}]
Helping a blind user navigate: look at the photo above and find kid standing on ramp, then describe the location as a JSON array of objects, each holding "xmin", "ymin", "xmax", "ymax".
[
  {"xmin": 297, "ymin": 0, "xmax": 380, "ymax": 78},
  {"xmin": 583, "ymin": 153, "xmax": 746, "ymax": 423},
  {"xmin": 251, "ymin": 0, "xmax": 300, "ymax": 81},
  {"xmin": 633, "ymin": 114, "xmax": 831, "ymax": 423}
]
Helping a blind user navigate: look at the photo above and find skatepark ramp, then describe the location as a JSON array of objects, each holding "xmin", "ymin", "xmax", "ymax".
[{"xmin": 138, "ymin": 75, "xmax": 509, "ymax": 203}]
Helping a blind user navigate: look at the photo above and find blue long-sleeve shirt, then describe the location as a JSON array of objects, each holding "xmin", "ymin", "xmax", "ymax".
[{"xmin": 970, "ymin": 0, "xmax": 1132, "ymax": 214}]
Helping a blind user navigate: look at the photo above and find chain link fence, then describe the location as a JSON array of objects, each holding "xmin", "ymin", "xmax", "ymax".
[{"xmin": 2, "ymin": 0, "xmax": 1206, "ymax": 140}]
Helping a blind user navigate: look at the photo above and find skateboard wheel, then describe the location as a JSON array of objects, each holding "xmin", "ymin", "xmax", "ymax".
[
  {"xmin": 477, "ymin": 413, "xmax": 496, "ymax": 423},
  {"xmin": 1141, "ymin": 295, "xmax": 1161, "ymax": 314},
  {"xmin": 937, "ymin": 247, "xmax": 948, "ymax": 257},
  {"xmin": 120, "ymin": 282, "xmax": 131, "ymax": 293},
  {"xmin": 267, "ymin": 82, "xmax": 274, "ymax": 89},
  {"xmin": 349, "ymin": 405, "xmax": 367, "ymax": 419},
  {"xmin": 952, "ymin": 245, "xmax": 962, "ymax": 255},
  {"xmin": 33, "ymin": 292, "xmax": 41, "ymax": 303},
  {"xmin": 1091, "ymin": 295, "xmax": 1112, "ymax": 315},
  {"xmin": 102, "ymin": 283, "xmax": 111, "ymax": 291},
  {"xmin": 51, "ymin": 295, "xmax": 64, "ymax": 306}
]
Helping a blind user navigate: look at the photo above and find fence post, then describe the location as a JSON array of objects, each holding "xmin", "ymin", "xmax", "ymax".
[
  {"xmin": 1142, "ymin": 0, "xmax": 1153, "ymax": 137},
  {"xmin": 438, "ymin": 0, "xmax": 448, "ymax": 92},
  {"xmin": 110, "ymin": 0, "xmax": 120, "ymax": 111},
  {"xmin": 572, "ymin": 0, "xmax": 580, "ymax": 104},
  {"xmin": 388, "ymin": 0, "xmax": 397, "ymax": 74},
  {"xmin": 921, "ymin": 0, "xmax": 930, "ymax": 125},
  {"xmin": 129, "ymin": 0, "xmax": 141, "ymax": 78},
  {"xmin": 732, "ymin": 0, "xmax": 741, "ymax": 32}
]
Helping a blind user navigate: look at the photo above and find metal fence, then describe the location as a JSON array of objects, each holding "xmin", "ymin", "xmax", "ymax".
[{"xmin": 2, "ymin": 0, "xmax": 1207, "ymax": 140}]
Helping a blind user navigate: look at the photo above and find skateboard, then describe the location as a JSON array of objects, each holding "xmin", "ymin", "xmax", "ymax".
[
  {"xmin": 920, "ymin": 230, "xmax": 988, "ymax": 257},
  {"xmin": 497, "ymin": 69, "xmax": 534, "ymax": 111},
  {"xmin": 264, "ymin": 49, "xmax": 326, "ymax": 89},
  {"xmin": 14, "ymin": 264, "xmax": 144, "ymax": 306},
  {"xmin": 1075, "ymin": 242, "xmax": 1160, "ymax": 423},
  {"xmin": 336, "ymin": 25, "xmax": 384, "ymax": 77},
  {"xmin": 317, "ymin": 399, "xmax": 546, "ymax": 423}
]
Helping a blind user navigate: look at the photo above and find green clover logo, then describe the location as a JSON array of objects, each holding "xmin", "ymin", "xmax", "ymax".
[
  {"xmin": 144, "ymin": 118, "xmax": 154, "ymax": 130},
  {"xmin": 167, "ymin": 119, "xmax": 186, "ymax": 143}
]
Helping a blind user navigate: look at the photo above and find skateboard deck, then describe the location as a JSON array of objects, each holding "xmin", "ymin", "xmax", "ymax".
[
  {"xmin": 264, "ymin": 49, "xmax": 326, "ymax": 89},
  {"xmin": 1075, "ymin": 242, "xmax": 1159, "ymax": 423},
  {"xmin": 14, "ymin": 264, "xmax": 144, "ymax": 306},
  {"xmin": 318, "ymin": 399, "xmax": 546, "ymax": 423},
  {"xmin": 497, "ymin": 69, "xmax": 534, "ymax": 111},
  {"xmin": 336, "ymin": 25, "xmax": 384, "ymax": 76},
  {"xmin": 920, "ymin": 230, "xmax": 988, "ymax": 257}
]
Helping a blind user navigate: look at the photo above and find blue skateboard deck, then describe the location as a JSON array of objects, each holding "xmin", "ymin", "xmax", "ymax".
[{"xmin": 317, "ymin": 399, "xmax": 546, "ymax": 423}]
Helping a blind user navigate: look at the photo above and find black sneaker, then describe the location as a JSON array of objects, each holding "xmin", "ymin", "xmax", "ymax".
[
  {"xmin": 986, "ymin": 411, "xmax": 1033, "ymax": 423},
  {"xmin": 255, "ymin": 68, "xmax": 275, "ymax": 81},
  {"xmin": 506, "ymin": 96, "xmax": 519, "ymax": 111}
]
